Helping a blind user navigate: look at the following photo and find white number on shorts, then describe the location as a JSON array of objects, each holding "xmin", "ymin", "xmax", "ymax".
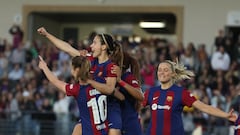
[{"xmin": 87, "ymin": 95, "xmax": 107, "ymax": 124}]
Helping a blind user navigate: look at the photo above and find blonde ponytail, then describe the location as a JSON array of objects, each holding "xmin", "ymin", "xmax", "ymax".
[{"xmin": 165, "ymin": 59, "xmax": 195, "ymax": 82}]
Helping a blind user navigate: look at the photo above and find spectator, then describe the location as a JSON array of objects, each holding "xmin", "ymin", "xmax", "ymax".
[
  {"xmin": 8, "ymin": 63, "xmax": 24, "ymax": 82},
  {"xmin": 214, "ymin": 29, "xmax": 226, "ymax": 50},
  {"xmin": 6, "ymin": 92, "xmax": 21, "ymax": 121},
  {"xmin": 140, "ymin": 59, "xmax": 155, "ymax": 92},
  {"xmin": 40, "ymin": 97, "xmax": 53, "ymax": 112},
  {"xmin": 9, "ymin": 43, "xmax": 26, "ymax": 65},
  {"xmin": 211, "ymin": 45, "xmax": 230, "ymax": 71},
  {"xmin": 8, "ymin": 24, "xmax": 24, "ymax": 49},
  {"xmin": 0, "ymin": 52, "xmax": 8, "ymax": 79}
]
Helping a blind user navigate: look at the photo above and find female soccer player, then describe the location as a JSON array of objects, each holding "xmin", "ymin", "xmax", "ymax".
[
  {"xmin": 112, "ymin": 52, "xmax": 144, "ymax": 135},
  {"xmin": 86, "ymin": 34, "xmax": 124, "ymax": 135},
  {"xmin": 38, "ymin": 55, "xmax": 109, "ymax": 135},
  {"xmin": 37, "ymin": 27, "xmax": 124, "ymax": 135},
  {"xmin": 142, "ymin": 59, "xmax": 237, "ymax": 135}
]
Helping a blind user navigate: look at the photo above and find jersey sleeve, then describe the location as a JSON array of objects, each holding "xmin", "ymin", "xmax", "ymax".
[
  {"xmin": 124, "ymin": 74, "xmax": 140, "ymax": 88},
  {"xmin": 182, "ymin": 89, "xmax": 197, "ymax": 107},
  {"xmin": 106, "ymin": 63, "xmax": 117, "ymax": 77},
  {"xmin": 65, "ymin": 83, "xmax": 80, "ymax": 98},
  {"xmin": 86, "ymin": 54, "xmax": 94, "ymax": 62},
  {"xmin": 142, "ymin": 89, "xmax": 150, "ymax": 107}
]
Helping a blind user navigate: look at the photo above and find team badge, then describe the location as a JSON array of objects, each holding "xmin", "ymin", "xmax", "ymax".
[{"xmin": 167, "ymin": 96, "xmax": 173, "ymax": 102}]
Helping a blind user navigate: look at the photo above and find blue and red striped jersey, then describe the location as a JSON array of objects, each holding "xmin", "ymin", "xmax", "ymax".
[
  {"xmin": 120, "ymin": 72, "xmax": 142, "ymax": 135},
  {"xmin": 87, "ymin": 55, "xmax": 117, "ymax": 80},
  {"xmin": 142, "ymin": 84, "xmax": 197, "ymax": 135},
  {"xmin": 66, "ymin": 83, "xmax": 109, "ymax": 135},
  {"xmin": 87, "ymin": 55, "xmax": 122, "ymax": 129}
]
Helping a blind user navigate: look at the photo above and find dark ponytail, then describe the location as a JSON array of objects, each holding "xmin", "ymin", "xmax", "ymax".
[
  {"xmin": 122, "ymin": 52, "xmax": 141, "ymax": 84},
  {"xmin": 109, "ymin": 41, "xmax": 123, "ymax": 68},
  {"xmin": 98, "ymin": 34, "xmax": 123, "ymax": 68}
]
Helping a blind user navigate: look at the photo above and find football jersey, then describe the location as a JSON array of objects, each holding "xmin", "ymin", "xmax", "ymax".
[
  {"xmin": 87, "ymin": 55, "xmax": 122, "ymax": 129},
  {"xmin": 120, "ymin": 72, "xmax": 143, "ymax": 135},
  {"xmin": 66, "ymin": 83, "xmax": 108, "ymax": 135},
  {"xmin": 142, "ymin": 84, "xmax": 197, "ymax": 135}
]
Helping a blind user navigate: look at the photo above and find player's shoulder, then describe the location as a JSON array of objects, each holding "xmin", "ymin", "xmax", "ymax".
[
  {"xmin": 149, "ymin": 86, "xmax": 160, "ymax": 92},
  {"xmin": 122, "ymin": 71, "xmax": 133, "ymax": 78},
  {"xmin": 171, "ymin": 84, "xmax": 184, "ymax": 91}
]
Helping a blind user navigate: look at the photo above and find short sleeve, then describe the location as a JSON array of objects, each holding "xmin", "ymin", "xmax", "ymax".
[
  {"xmin": 86, "ymin": 54, "xmax": 94, "ymax": 62},
  {"xmin": 124, "ymin": 74, "xmax": 140, "ymax": 88},
  {"xmin": 65, "ymin": 83, "xmax": 80, "ymax": 98},
  {"xmin": 182, "ymin": 89, "xmax": 197, "ymax": 107},
  {"xmin": 106, "ymin": 63, "xmax": 117, "ymax": 77}
]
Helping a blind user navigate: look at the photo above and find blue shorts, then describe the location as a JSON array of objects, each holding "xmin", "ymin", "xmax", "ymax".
[{"xmin": 107, "ymin": 97, "xmax": 122, "ymax": 129}]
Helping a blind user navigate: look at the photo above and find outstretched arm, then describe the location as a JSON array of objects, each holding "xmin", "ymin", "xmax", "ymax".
[
  {"xmin": 38, "ymin": 55, "xmax": 67, "ymax": 93},
  {"xmin": 37, "ymin": 27, "xmax": 80, "ymax": 57},
  {"xmin": 193, "ymin": 100, "xmax": 237, "ymax": 122}
]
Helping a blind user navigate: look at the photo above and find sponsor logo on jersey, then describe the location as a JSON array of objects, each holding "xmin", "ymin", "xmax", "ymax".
[{"xmin": 151, "ymin": 103, "xmax": 171, "ymax": 110}]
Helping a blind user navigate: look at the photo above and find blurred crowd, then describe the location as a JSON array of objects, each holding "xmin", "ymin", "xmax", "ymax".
[{"xmin": 0, "ymin": 25, "xmax": 240, "ymax": 134}]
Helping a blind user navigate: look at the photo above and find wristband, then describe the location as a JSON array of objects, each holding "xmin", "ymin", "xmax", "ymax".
[{"xmin": 119, "ymin": 80, "xmax": 127, "ymax": 87}]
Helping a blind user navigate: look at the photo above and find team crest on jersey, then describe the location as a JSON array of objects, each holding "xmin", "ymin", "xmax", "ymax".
[{"xmin": 167, "ymin": 96, "xmax": 173, "ymax": 102}]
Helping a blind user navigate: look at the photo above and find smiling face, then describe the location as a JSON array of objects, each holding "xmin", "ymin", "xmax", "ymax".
[
  {"xmin": 157, "ymin": 62, "xmax": 175, "ymax": 84},
  {"xmin": 90, "ymin": 35, "xmax": 106, "ymax": 58}
]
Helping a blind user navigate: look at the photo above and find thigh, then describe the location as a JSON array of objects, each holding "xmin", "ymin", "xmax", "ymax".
[{"xmin": 72, "ymin": 123, "xmax": 82, "ymax": 135}]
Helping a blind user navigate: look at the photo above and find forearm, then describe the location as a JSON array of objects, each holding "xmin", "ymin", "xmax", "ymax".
[
  {"xmin": 45, "ymin": 33, "xmax": 79, "ymax": 57},
  {"xmin": 112, "ymin": 88, "xmax": 125, "ymax": 101},
  {"xmin": 193, "ymin": 100, "xmax": 228, "ymax": 119},
  {"xmin": 204, "ymin": 106, "xmax": 228, "ymax": 118},
  {"xmin": 87, "ymin": 79, "xmax": 114, "ymax": 95},
  {"xmin": 41, "ymin": 66, "xmax": 66, "ymax": 93},
  {"xmin": 118, "ymin": 80, "xmax": 144, "ymax": 101}
]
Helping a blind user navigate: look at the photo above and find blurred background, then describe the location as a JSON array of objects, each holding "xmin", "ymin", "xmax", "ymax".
[{"xmin": 0, "ymin": 0, "xmax": 240, "ymax": 135}]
